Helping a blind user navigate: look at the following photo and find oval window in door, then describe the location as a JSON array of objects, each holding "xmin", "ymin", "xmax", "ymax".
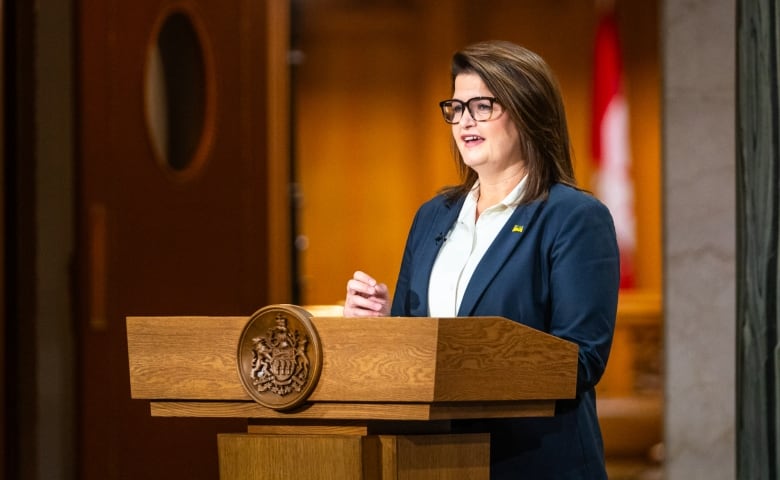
[{"xmin": 144, "ymin": 9, "xmax": 212, "ymax": 176}]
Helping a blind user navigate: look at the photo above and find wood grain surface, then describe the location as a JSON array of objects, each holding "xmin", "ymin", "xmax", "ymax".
[{"xmin": 128, "ymin": 314, "xmax": 576, "ymax": 419}]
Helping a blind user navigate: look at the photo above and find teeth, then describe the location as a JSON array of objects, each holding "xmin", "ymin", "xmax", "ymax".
[{"xmin": 464, "ymin": 136, "xmax": 481, "ymax": 141}]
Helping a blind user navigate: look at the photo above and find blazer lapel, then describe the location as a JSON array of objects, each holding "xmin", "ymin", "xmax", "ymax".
[
  {"xmin": 457, "ymin": 199, "xmax": 544, "ymax": 316},
  {"xmin": 410, "ymin": 196, "xmax": 464, "ymax": 316}
]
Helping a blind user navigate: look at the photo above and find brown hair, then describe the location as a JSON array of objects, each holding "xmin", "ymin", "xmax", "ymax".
[{"xmin": 441, "ymin": 40, "xmax": 577, "ymax": 203}]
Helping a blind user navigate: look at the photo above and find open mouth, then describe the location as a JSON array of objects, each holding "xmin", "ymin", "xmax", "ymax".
[{"xmin": 462, "ymin": 135, "xmax": 484, "ymax": 145}]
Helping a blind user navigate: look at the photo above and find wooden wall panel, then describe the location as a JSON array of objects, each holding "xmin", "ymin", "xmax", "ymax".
[{"xmin": 295, "ymin": 4, "xmax": 456, "ymax": 305}]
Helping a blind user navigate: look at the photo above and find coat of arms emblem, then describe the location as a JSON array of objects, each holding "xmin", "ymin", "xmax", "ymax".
[
  {"xmin": 250, "ymin": 314, "xmax": 309, "ymax": 395},
  {"xmin": 237, "ymin": 304, "xmax": 322, "ymax": 410}
]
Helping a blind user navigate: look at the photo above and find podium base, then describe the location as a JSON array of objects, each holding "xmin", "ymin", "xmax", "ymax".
[{"xmin": 218, "ymin": 432, "xmax": 490, "ymax": 480}]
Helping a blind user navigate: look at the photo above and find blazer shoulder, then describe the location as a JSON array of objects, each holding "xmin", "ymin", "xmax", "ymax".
[{"xmin": 546, "ymin": 184, "xmax": 611, "ymax": 215}]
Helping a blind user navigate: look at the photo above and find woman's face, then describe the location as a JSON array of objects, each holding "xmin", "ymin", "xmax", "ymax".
[{"xmin": 451, "ymin": 73, "xmax": 525, "ymax": 180}]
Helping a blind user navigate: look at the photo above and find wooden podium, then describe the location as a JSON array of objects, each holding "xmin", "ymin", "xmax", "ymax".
[{"xmin": 126, "ymin": 305, "xmax": 578, "ymax": 479}]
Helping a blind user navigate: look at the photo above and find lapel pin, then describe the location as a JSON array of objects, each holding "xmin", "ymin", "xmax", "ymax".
[{"xmin": 512, "ymin": 225, "xmax": 524, "ymax": 233}]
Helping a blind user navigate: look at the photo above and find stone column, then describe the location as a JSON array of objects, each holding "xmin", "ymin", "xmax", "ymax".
[{"xmin": 663, "ymin": 0, "xmax": 736, "ymax": 478}]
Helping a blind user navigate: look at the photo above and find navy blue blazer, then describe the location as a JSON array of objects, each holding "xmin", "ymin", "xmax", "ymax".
[{"xmin": 390, "ymin": 183, "xmax": 620, "ymax": 479}]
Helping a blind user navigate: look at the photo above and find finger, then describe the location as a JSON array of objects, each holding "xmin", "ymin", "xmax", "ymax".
[
  {"xmin": 374, "ymin": 283, "xmax": 389, "ymax": 298},
  {"xmin": 352, "ymin": 270, "xmax": 378, "ymax": 287},
  {"xmin": 344, "ymin": 296, "xmax": 386, "ymax": 317},
  {"xmin": 346, "ymin": 291, "xmax": 385, "ymax": 311},
  {"xmin": 346, "ymin": 278, "xmax": 377, "ymax": 296}
]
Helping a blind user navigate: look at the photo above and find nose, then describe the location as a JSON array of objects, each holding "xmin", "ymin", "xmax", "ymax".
[{"xmin": 458, "ymin": 107, "xmax": 477, "ymax": 126}]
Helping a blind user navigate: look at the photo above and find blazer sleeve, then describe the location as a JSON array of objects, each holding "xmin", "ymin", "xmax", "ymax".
[{"xmin": 547, "ymin": 198, "xmax": 620, "ymax": 394}]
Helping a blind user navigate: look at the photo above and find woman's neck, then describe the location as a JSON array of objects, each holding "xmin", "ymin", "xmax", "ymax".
[{"xmin": 476, "ymin": 167, "xmax": 526, "ymax": 215}]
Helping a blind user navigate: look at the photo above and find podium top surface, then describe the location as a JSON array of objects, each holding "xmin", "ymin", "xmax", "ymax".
[{"xmin": 127, "ymin": 314, "xmax": 577, "ymax": 408}]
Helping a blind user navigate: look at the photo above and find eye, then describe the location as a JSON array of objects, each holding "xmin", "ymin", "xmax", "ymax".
[
  {"xmin": 474, "ymin": 100, "xmax": 493, "ymax": 113},
  {"xmin": 449, "ymin": 103, "xmax": 464, "ymax": 115}
]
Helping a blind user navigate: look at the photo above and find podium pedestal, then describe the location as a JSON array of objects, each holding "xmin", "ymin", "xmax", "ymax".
[{"xmin": 218, "ymin": 431, "xmax": 490, "ymax": 480}]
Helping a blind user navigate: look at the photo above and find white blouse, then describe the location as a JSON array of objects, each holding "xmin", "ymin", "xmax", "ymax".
[{"xmin": 428, "ymin": 177, "xmax": 527, "ymax": 317}]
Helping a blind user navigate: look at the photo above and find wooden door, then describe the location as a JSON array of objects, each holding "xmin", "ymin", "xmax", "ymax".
[{"xmin": 77, "ymin": 0, "xmax": 290, "ymax": 478}]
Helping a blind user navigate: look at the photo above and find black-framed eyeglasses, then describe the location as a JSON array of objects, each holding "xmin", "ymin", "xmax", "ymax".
[{"xmin": 438, "ymin": 96, "xmax": 502, "ymax": 124}]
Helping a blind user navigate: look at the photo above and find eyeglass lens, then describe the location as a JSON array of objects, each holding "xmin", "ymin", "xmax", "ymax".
[{"xmin": 439, "ymin": 97, "xmax": 497, "ymax": 124}]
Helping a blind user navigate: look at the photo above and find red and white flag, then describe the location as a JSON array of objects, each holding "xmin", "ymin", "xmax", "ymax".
[{"xmin": 592, "ymin": 10, "xmax": 636, "ymax": 289}]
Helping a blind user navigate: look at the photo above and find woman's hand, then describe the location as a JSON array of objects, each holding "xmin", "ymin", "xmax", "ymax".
[{"xmin": 343, "ymin": 270, "xmax": 390, "ymax": 317}]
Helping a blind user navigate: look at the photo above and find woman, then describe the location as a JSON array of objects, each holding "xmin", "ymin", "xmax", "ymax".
[{"xmin": 344, "ymin": 40, "xmax": 619, "ymax": 479}]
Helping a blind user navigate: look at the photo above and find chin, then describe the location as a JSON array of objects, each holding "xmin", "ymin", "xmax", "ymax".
[{"xmin": 462, "ymin": 157, "xmax": 486, "ymax": 169}]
